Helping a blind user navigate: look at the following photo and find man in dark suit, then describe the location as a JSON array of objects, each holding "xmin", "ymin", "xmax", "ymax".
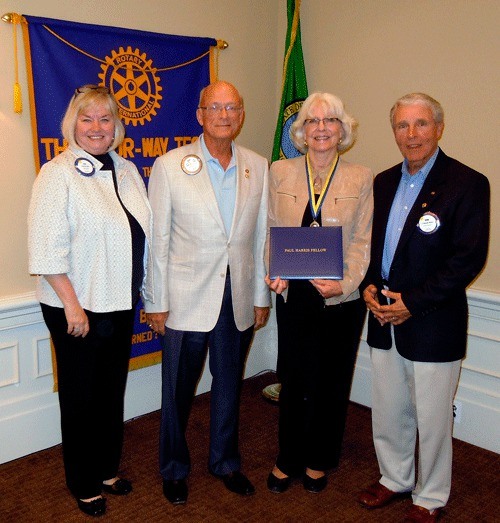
[{"xmin": 358, "ymin": 93, "xmax": 490, "ymax": 522}]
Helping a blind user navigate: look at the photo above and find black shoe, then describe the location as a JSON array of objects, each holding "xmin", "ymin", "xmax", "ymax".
[
  {"xmin": 77, "ymin": 496, "xmax": 106, "ymax": 517},
  {"xmin": 102, "ymin": 478, "xmax": 132, "ymax": 495},
  {"xmin": 267, "ymin": 472, "xmax": 291, "ymax": 494},
  {"xmin": 163, "ymin": 479, "xmax": 188, "ymax": 505},
  {"xmin": 303, "ymin": 474, "xmax": 327, "ymax": 493},
  {"xmin": 220, "ymin": 471, "xmax": 255, "ymax": 496}
]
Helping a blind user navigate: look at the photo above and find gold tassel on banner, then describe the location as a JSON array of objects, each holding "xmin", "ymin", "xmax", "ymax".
[
  {"xmin": 2, "ymin": 12, "xmax": 23, "ymax": 113},
  {"xmin": 12, "ymin": 13, "xmax": 23, "ymax": 113},
  {"xmin": 209, "ymin": 40, "xmax": 228, "ymax": 83}
]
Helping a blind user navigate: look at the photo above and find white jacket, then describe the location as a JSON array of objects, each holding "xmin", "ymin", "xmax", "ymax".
[
  {"xmin": 143, "ymin": 138, "xmax": 270, "ymax": 332},
  {"xmin": 28, "ymin": 146, "xmax": 153, "ymax": 312}
]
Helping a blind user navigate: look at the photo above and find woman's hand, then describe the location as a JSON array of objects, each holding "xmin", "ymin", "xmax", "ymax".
[
  {"xmin": 44, "ymin": 274, "xmax": 89, "ymax": 337},
  {"xmin": 310, "ymin": 279, "xmax": 342, "ymax": 299},
  {"xmin": 265, "ymin": 274, "xmax": 289, "ymax": 295},
  {"xmin": 64, "ymin": 301, "xmax": 89, "ymax": 337}
]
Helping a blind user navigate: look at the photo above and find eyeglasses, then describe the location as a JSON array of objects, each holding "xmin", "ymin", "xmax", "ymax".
[
  {"xmin": 304, "ymin": 117, "xmax": 341, "ymax": 128},
  {"xmin": 74, "ymin": 85, "xmax": 110, "ymax": 96},
  {"xmin": 198, "ymin": 104, "xmax": 242, "ymax": 114}
]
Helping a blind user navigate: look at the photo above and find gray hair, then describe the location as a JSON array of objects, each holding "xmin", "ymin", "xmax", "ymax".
[
  {"xmin": 61, "ymin": 86, "xmax": 125, "ymax": 152},
  {"xmin": 390, "ymin": 93, "xmax": 444, "ymax": 128},
  {"xmin": 290, "ymin": 92, "xmax": 358, "ymax": 154}
]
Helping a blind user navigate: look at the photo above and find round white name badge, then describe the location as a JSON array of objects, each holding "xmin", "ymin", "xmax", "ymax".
[
  {"xmin": 75, "ymin": 158, "xmax": 95, "ymax": 177},
  {"xmin": 418, "ymin": 212, "xmax": 440, "ymax": 234},
  {"xmin": 181, "ymin": 154, "xmax": 202, "ymax": 175}
]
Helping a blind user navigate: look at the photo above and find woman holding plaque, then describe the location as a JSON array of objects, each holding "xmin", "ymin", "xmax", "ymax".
[
  {"xmin": 28, "ymin": 85, "xmax": 152, "ymax": 516},
  {"xmin": 265, "ymin": 92, "xmax": 373, "ymax": 494}
]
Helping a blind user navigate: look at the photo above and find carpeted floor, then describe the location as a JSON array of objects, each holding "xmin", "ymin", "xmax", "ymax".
[{"xmin": 0, "ymin": 372, "xmax": 498, "ymax": 522}]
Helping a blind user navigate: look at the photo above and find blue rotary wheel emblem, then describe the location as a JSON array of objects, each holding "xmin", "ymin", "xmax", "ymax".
[
  {"xmin": 281, "ymin": 115, "xmax": 301, "ymax": 159},
  {"xmin": 280, "ymin": 100, "xmax": 304, "ymax": 159}
]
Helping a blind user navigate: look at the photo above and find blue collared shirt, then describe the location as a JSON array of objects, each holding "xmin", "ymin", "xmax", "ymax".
[
  {"xmin": 381, "ymin": 148, "xmax": 440, "ymax": 280},
  {"xmin": 200, "ymin": 135, "xmax": 237, "ymax": 236}
]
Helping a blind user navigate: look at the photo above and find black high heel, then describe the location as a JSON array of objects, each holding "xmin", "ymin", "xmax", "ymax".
[
  {"xmin": 267, "ymin": 472, "xmax": 292, "ymax": 493},
  {"xmin": 102, "ymin": 478, "xmax": 132, "ymax": 495},
  {"xmin": 303, "ymin": 473, "xmax": 327, "ymax": 493}
]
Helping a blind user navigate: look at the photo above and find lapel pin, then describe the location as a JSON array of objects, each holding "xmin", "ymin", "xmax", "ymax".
[
  {"xmin": 75, "ymin": 158, "xmax": 95, "ymax": 177},
  {"xmin": 181, "ymin": 154, "xmax": 202, "ymax": 175},
  {"xmin": 418, "ymin": 212, "xmax": 440, "ymax": 234}
]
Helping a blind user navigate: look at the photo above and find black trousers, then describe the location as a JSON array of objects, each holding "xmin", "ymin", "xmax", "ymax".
[
  {"xmin": 275, "ymin": 288, "xmax": 366, "ymax": 476},
  {"xmin": 41, "ymin": 304, "xmax": 134, "ymax": 499}
]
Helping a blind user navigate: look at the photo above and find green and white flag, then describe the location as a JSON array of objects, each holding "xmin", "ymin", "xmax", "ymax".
[{"xmin": 272, "ymin": 0, "xmax": 308, "ymax": 161}]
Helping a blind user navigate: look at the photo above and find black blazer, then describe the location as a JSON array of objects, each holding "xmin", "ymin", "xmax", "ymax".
[{"xmin": 365, "ymin": 150, "xmax": 490, "ymax": 362}]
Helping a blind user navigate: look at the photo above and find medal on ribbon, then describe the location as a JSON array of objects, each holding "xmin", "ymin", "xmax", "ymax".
[{"xmin": 305, "ymin": 153, "xmax": 340, "ymax": 227}]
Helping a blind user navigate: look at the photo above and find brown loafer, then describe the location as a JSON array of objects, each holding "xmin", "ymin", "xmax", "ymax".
[
  {"xmin": 358, "ymin": 481, "xmax": 408, "ymax": 509},
  {"xmin": 404, "ymin": 505, "xmax": 442, "ymax": 522}
]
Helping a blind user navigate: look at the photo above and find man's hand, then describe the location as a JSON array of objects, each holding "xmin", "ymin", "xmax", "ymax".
[
  {"xmin": 363, "ymin": 284, "xmax": 386, "ymax": 325},
  {"xmin": 378, "ymin": 289, "xmax": 412, "ymax": 325},
  {"xmin": 363, "ymin": 285, "xmax": 411, "ymax": 326},
  {"xmin": 254, "ymin": 306, "xmax": 270, "ymax": 330},
  {"xmin": 363, "ymin": 283, "xmax": 387, "ymax": 325},
  {"xmin": 146, "ymin": 312, "xmax": 168, "ymax": 336}
]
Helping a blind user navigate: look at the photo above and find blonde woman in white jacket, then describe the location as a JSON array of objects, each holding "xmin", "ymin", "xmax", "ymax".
[{"xmin": 28, "ymin": 85, "xmax": 152, "ymax": 517}]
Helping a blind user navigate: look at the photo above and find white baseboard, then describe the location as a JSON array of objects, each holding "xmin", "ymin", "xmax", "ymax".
[
  {"xmin": 350, "ymin": 289, "xmax": 500, "ymax": 454},
  {"xmin": 0, "ymin": 293, "xmax": 279, "ymax": 464},
  {"xmin": 0, "ymin": 290, "xmax": 497, "ymax": 464}
]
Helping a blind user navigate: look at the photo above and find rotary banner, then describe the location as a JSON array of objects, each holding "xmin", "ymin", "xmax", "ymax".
[{"xmin": 21, "ymin": 15, "xmax": 218, "ymax": 370}]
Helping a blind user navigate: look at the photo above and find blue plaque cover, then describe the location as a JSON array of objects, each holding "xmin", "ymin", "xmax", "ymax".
[{"xmin": 269, "ymin": 226, "xmax": 343, "ymax": 279}]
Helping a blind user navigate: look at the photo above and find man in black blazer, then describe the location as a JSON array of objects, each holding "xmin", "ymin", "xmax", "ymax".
[{"xmin": 358, "ymin": 93, "xmax": 490, "ymax": 522}]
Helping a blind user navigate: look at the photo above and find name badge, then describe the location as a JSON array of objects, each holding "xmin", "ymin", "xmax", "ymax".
[
  {"xmin": 181, "ymin": 154, "xmax": 202, "ymax": 175},
  {"xmin": 418, "ymin": 212, "xmax": 440, "ymax": 234},
  {"xmin": 75, "ymin": 158, "xmax": 95, "ymax": 177}
]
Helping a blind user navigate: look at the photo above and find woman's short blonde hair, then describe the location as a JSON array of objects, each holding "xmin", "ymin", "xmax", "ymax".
[
  {"xmin": 290, "ymin": 92, "xmax": 358, "ymax": 154},
  {"xmin": 61, "ymin": 85, "xmax": 125, "ymax": 152}
]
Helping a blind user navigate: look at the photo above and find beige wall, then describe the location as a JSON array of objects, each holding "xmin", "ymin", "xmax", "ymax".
[
  {"xmin": 300, "ymin": 0, "xmax": 499, "ymax": 292},
  {"xmin": 0, "ymin": 0, "xmax": 498, "ymax": 298},
  {"xmin": 0, "ymin": 0, "xmax": 281, "ymax": 296}
]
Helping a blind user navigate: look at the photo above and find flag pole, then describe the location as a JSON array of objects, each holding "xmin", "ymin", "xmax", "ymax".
[
  {"xmin": 270, "ymin": 0, "xmax": 308, "ymax": 163},
  {"xmin": 263, "ymin": 0, "xmax": 308, "ymax": 403}
]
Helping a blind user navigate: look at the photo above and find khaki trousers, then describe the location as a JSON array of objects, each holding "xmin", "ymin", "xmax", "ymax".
[{"xmin": 370, "ymin": 344, "xmax": 461, "ymax": 510}]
